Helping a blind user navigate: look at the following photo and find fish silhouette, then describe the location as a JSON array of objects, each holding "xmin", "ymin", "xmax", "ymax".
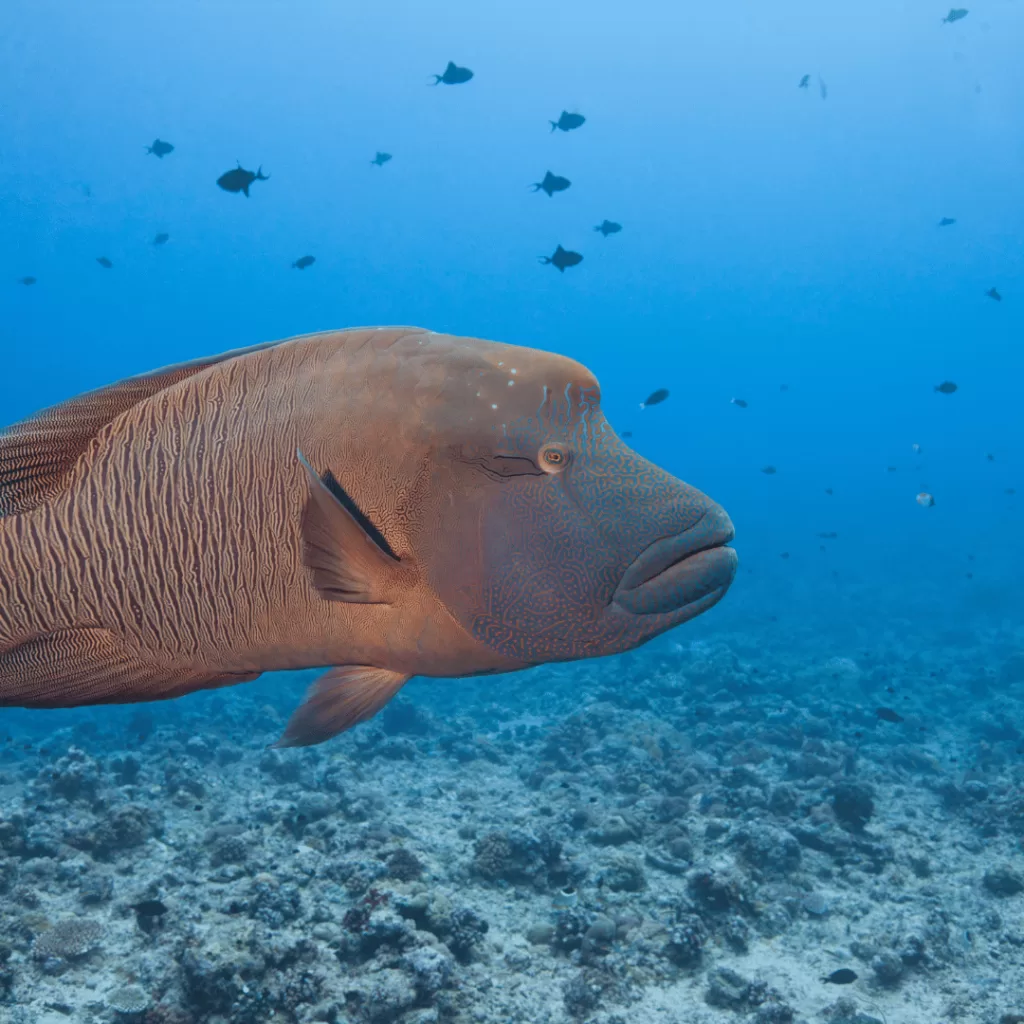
[
  {"xmin": 532, "ymin": 171, "xmax": 571, "ymax": 197},
  {"xmin": 550, "ymin": 111, "xmax": 585, "ymax": 132},
  {"xmin": 146, "ymin": 139, "xmax": 174, "ymax": 158},
  {"xmin": 540, "ymin": 245, "xmax": 583, "ymax": 272},
  {"xmin": 433, "ymin": 61, "xmax": 473, "ymax": 85},
  {"xmin": 217, "ymin": 164, "xmax": 270, "ymax": 197}
]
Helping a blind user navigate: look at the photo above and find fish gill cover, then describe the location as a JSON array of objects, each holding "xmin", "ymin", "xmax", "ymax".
[{"xmin": 0, "ymin": 2, "xmax": 1022, "ymax": 1024}]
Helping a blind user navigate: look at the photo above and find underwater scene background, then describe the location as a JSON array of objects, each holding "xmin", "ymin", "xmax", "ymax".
[{"xmin": 1, "ymin": 2, "xmax": 1023, "ymax": 1023}]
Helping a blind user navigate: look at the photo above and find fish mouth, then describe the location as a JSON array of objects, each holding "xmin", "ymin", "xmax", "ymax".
[{"xmin": 613, "ymin": 507, "xmax": 737, "ymax": 616}]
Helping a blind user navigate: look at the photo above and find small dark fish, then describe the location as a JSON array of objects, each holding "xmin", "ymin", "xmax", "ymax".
[
  {"xmin": 822, "ymin": 968, "xmax": 858, "ymax": 985},
  {"xmin": 18, "ymin": 276, "xmax": 36, "ymax": 286},
  {"xmin": 780, "ymin": 552, "xmax": 790, "ymax": 560},
  {"xmin": 1007, "ymin": 488, "xmax": 1017, "ymax": 496},
  {"xmin": 938, "ymin": 217, "xmax": 956, "ymax": 227},
  {"xmin": 130, "ymin": 899, "xmax": 167, "ymax": 917},
  {"xmin": 934, "ymin": 380, "xmax": 958, "ymax": 394},
  {"xmin": 640, "ymin": 389, "xmax": 669, "ymax": 409},
  {"xmin": 532, "ymin": 171, "xmax": 571, "ymax": 197},
  {"xmin": 96, "ymin": 257, "xmax": 113, "ymax": 269},
  {"xmin": 986, "ymin": 453, "xmax": 994, "ymax": 461},
  {"xmin": 780, "ymin": 384, "xmax": 789, "ymax": 392},
  {"xmin": 621, "ymin": 431, "xmax": 633, "ymax": 439},
  {"xmin": 292, "ymin": 255, "xmax": 316, "ymax": 270},
  {"xmin": 371, "ymin": 152, "xmax": 392, "ymax": 167},
  {"xmin": 146, "ymin": 139, "xmax": 174, "ymax": 158},
  {"xmin": 942, "ymin": 8, "xmax": 968, "ymax": 23},
  {"xmin": 217, "ymin": 163, "xmax": 270, "ymax": 197},
  {"xmin": 876, "ymin": 707, "xmax": 904, "ymax": 723},
  {"xmin": 818, "ymin": 532, "xmax": 838, "ymax": 539},
  {"xmin": 152, "ymin": 233, "xmax": 169, "ymax": 246},
  {"xmin": 540, "ymin": 245, "xmax": 582, "ymax": 273},
  {"xmin": 433, "ymin": 61, "xmax": 473, "ymax": 85},
  {"xmin": 819, "ymin": 76, "xmax": 828, "ymax": 100},
  {"xmin": 730, "ymin": 398, "xmax": 748, "ymax": 408},
  {"xmin": 887, "ymin": 466, "xmax": 897, "ymax": 472},
  {"xmin": 824, "ymin": 487, "xmax": 833, "ymax": 495},
  {"xmin": 761, "ymin": 466, "xmax": 777, "ymax": 475},
  {"xmin": 798, "ymin": 74, "xmax": 810, "ymax": 89},
  {"xmin": 595, "ymin": 220, "xmax": 622, "ymax": 237},
  {"xmin": 550, "ymin": 111, "xmax": 585, "ymax": 132},
  {"xmin": 986, "ymin": 287, "xmax": 1002, "ymax": 302}
]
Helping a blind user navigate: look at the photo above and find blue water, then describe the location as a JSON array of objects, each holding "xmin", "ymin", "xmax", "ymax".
[
  {"xmin": 3, "ymin": 3, "xmax": 1021, "ymax": 638},
  {"xmin": 1, "ymin": 9, "xmax": 1023, "ymax": 1021}
]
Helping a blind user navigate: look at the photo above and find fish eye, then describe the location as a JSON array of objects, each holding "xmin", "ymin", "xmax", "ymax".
[{"xmin": 539, "ymin": 443, "xmax": 570, "ymax": 473}]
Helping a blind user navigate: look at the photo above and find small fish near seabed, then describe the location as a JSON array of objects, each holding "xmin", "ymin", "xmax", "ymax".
[
  {"xmin": 371, "ymin": 152, "xmax": 392, "ymax": 167},
  {"xmin": 0, "ymin": 327, "xmax": 737, "ymax": 746},
  {"xmin": 532, "ymin": 171, "xmax": 571, "ymax": 197},
  {"xmin": 917, "ymin": 491, "xmax": 935, "ymax": 508},
  {"xmin": 985, "ymin": 287, "xmax": 1002, "ymax": 302},
  {"xmin": 821, "ymin": 969, "xmax": 858, "ymax": 985},
  {"xmin": 433, "ymin": 61, "xmax": 473, "ymax": 85},
  {"xmin": 943, "ymin": 8, "xmax": 969, "ymax": 23},
  {"xmin": 934, "ymin": 380, "xmax": 958, "ymax": 394},
  {"xmin": 640, "ymin": 389, "xmax": 669, "ymax": 409},
  {"xmin": 540, "ymin": 245, "xmax": 582, "ymax": 273},
  {"xmin": 938, "ymin": 217, "xmax": 957, "ymax": 227},
  {"xmin": 550, "ymin": 111, "xmax": 585, "ymax": 132},
  {"xmin": 761, "ymin": 465, "xmax": 777, "ymax": 475},
  {"xmin": 96, "ymin": 257, "xmax": 113, "ymax": 269},
  {"xmin": 152, "ymin": 233, "xmax": 170, "ymax": 247},
  {"xmin": 146, "ymin": 139, "xmax": 174, "ymax": 158},
  {"xmin": 876, "ymin": 707, "xmax": 905, "ymax": 723},
  {"xmin": 730, "ymin": 398, "xmax": 748, "ymax": 408},
  {"xmin": 798, "ymin": 74, "xmax": 810, "ymax": 89},
  {"xmin": 217, "ymin": 164, "xmax": 270, "ymax": 197},
  {"xmin": 595, "ymin": 220, "xmax": 622, "ymax": 237},
  {"xmin": 130, "ymin": 899, "xmax": 168, "ymax": 918},
  {"xmin": 819, "ymin": 76, "xmax": 828, "ymax": 99},
  {"xmin": 17, "ymin": 277, "xmax": 36, "ymax": 286},
  {"xmin": 292, "ymin": 255, "xmax": 316, "ymax": 270}
]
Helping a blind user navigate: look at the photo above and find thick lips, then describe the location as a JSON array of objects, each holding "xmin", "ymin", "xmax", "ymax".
[{"xmin": 613, "ymin": 507, "xmax": 737, "ymax": 616}]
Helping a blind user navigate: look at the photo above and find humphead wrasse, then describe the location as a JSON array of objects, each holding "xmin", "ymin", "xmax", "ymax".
[{"xmin": 0, "ymin": 328, "xmax": 737, "ymax": 745}]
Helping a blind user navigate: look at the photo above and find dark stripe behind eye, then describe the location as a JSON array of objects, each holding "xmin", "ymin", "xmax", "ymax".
[{"xmin": 321, "ymin": 469, "xmax": 399, "ymax": 560}]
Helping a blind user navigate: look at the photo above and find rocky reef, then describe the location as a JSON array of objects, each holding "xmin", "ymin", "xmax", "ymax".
[{"xmin": 0, "ymin": 607, "xmax": 1022, "ymax": 1024}]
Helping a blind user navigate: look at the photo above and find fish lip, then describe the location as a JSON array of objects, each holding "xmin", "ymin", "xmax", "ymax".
[
  {"xmin": 617, "ymin": 508, "xmax": 735, "ymax": 591},
  {"xmin": 613, "ymin": 509, "xmax": 737, "ymax": 616}
]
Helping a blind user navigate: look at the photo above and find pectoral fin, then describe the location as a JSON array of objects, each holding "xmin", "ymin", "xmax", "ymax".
[
  {"xmin": 297, "ymin": 450, "xmax": 400, "ymax": 604},
  {"xmin": 274, "ymin": 665, "xmax": 410, "ymax": 747}
]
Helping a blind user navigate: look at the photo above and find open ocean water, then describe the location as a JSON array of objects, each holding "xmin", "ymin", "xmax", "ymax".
[{"xmin": 1, "ymin": 3, "xmax": 1022, "ymax": 1023}]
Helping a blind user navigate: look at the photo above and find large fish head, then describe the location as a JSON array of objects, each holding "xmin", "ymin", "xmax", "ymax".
[{"xmin": 420, "ymin": 338, "xmax": 736, "ymax": 666}]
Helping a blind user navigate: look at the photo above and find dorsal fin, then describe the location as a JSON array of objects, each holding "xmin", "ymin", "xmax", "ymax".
[{"xmin": 0, "ymin": 340, "xmax": 281, "ymax": 518}]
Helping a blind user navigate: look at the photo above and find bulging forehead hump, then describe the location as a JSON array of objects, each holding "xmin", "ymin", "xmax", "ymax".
[{"xmin": 410, "ymin": 332, "xmax": 601, "ymax": 439}]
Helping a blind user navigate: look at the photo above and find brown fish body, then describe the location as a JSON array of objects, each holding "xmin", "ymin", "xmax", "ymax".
[
  {"xmin": 0, "ymin": 328, "xmax": 737, "ymax": 744},
  {"xmin": 0, "ymin": 330, "xmax": 515, "ymax": 680}
]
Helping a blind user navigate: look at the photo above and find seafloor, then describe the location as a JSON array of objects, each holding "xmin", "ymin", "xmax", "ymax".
[{"xmin": 1, "ymin": 587, "xmax": 1022, "ymax": 1024}]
